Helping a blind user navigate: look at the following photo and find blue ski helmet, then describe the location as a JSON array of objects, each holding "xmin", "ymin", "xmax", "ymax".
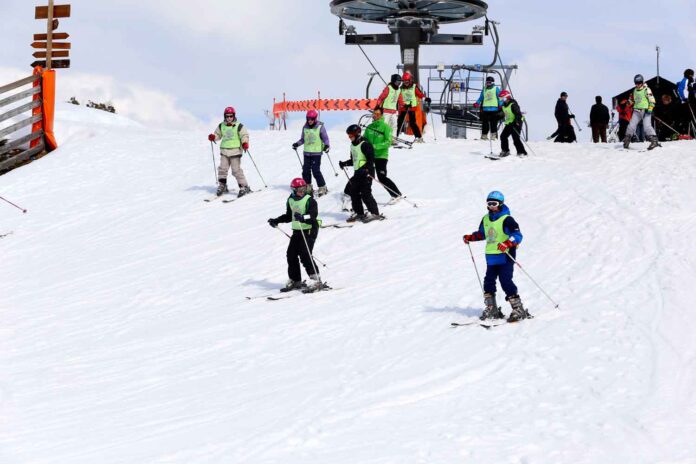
[{"xmin": 487, "ymin": 191, "xmax": 505, "ymax": 203}]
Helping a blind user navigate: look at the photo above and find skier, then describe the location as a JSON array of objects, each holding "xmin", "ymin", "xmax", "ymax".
[
  {"xmin": 553, "ymin": 92, "xmax": 577, "ymax": 143},
  {"xmin": 338, "ymin": 125, "xmax": 383, "ymax": 223},
  {"xmin": 292, "ymin": 110, "xmax": 330, "ymax": 197},
  {"xmin": 677, "ymin": 68, "xmax": 695, "ymax": 128},
  {"xmin": 267, "ymin": 178, "xmax": 323, "ymax": 292},
  {"xmin": 463, "ymin": 191, "xmax": 530, "ymax": 322},
  {"xmin": 364, "ymin": 107, "xmax": 402, "ymax": 201},
  {"xmin": 473, "ymin": 76, "xmax": 502, "ymax": 141},
  {"xmin": 624, "ymin": 74, "xmax": 659, "ymax": 150},
  {"xmin": 677, "ymin": 68, "xmax": 694, "ymax": 104},
  {"xmin": 396, "ymin": 72, "xmax": 426, "ymax": 143},
  {"xmin": 498, "ymin": 90, "xmax": 527, "ymax": 157},
  {"xmin": 376, "ymin": 74, "xmax": 402, "ymax": 138},
  {"xmin": 616, "ymin": 98, "xmax": 632, "ymax": 141},
  {"xmin": 207, "ymin": 106, "xmax": 251, "ymax": 197},
  {"xmin": 589, "ymin": 96, "xmax": 610, "ymax": 143}
]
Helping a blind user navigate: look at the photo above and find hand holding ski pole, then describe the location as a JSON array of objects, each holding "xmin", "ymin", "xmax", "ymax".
[{"xmin": 0, "ymin": 194, "xmax": 27, "ymax": 213}]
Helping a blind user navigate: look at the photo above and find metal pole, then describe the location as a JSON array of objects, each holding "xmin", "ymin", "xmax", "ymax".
[
  {"xmin": 299, "ymin": 227, "xmax": 323, "ymax": 285},
  {"xmin": 274, "ymin": 226, "xmax": 327, "ymax": 268},
  {"xmin": 324, "ymin": 151, "xmax": 339, "ymax": 177},
  {"xmin": 466, "ymin": 242, "xmax": 484, "ymax": 293},
  {"xmin": 46, "ymin": 0, "xmax": 54, "ymax": 70},
  {"xmin": 0, "ymin": 194, "xmax": 28, "ymax": 213},
  {"xmin": 209, "ymin": 141, "xmax": 218, "ymax": 185},
  {"xmin": 292, "ymin": 147, "xmax": 304, "ymax": 169},
  {"xmin": 368, "ymin": 174, "xmax": 418, "ymax": 208},
  {"xmin": 505, "ymin": 250, "xmax": 560, "ymax": 309},
  {"xmin": 245, "ymin": 150, "xmax": 268, "ymax": 188}
]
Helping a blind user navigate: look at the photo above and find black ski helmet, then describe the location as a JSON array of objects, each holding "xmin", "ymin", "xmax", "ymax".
[
  {"xmin": 390, "ymin": 74, "xmax": 402, "ymax": 85},
  {"xmin": 346, "ymin": 124, "xmax": 362, "ymax": 136},
  {"xmin": 634, "ymin": 74, "xmax": 645, "ymax": 84},
  {"xmin": 486, "ymin": 76, "xmax": 495, "ymax": 84},
  {"xmin": 685, "ymin": 68, "xmax": 695, "ymax": 78}
]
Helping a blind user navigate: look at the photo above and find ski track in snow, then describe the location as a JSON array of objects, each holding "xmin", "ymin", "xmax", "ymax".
[{"xmin": 1, "ymin": 104, "xmax": 696, "ymax": 463}]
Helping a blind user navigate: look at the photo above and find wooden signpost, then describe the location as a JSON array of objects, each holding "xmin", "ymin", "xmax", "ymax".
[{"xmin": 32, "ymin": 1, "xmax": 71, "ymax": 70}]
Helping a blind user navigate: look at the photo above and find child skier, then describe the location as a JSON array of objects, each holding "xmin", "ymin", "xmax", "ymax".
[
  {"xmin": 463, "ymin": 191, "xmax": 530, "ymax": 322},
  {"xmin": 338, "ymin": 125, "xmax": 383, "ymax": 223},
  {"xmin": 498, "ymin": 90, "xmax": 527, "ymax": 157},
  {"xmin": 624, "ymin": 74, "xmax": 659, "ymax": 150},
  {"xmin": 267, "ymin": 178, "xmax": 323, "ymax": 293},
  {"xmin": 292, "ymin": 110, "xmax": 330, "ymax": 197},
  {"xmin": 208, "ymin": 106, "xmax": 251, "ymax": 197}
]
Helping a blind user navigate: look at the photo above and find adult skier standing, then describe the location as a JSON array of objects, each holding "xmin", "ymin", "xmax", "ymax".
[
  {"xmin": 553, "ymin": 92, "xmax": 577, "ymax": 143},
  {"xmin": 292, "ymin": 110, "xmax": 330, "ymax": 197},
  {"xmin": 463, "ymin": 191, "xmax": 530, "ymax": 322},
  {"xmin": 267, "ymin": 178, "xmax": 323, "ymax": 292},
  {"xmin": 624, "ymin": 74, "xmax": 659, "ymax": 150},
  {"xmin": 364, "ymin": 107, "xmax": 402, "ymax": 201},
  {"xmin": 473, "ymin": 76, "xmax": 502, "ymax": 141},
  {"xmin": 396, "ymin": 72, "xmax": 426, "ymax": 143},
  {"xmin": 338, "ymin": 125, "xmax": 383, "ymax": 223},
  {"xmin": 498, "ymin": 90, "xmax": 527, "ymax": 157},
  {"xmin": 376, "ymin": 74, "xmax": 402, "ymax": 138},
  {"xmin": 208, "ymin": 107, "xmax": 251, "ymax": 197}
]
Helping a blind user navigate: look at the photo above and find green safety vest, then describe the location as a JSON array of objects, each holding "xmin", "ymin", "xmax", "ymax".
[
  {"xmin": 483, "ymin": 214, "xmax": 509, "ymax": 255},
  {"xmin": 400, "ymin": 86, "xmax": 418, "ymax": 107},
  {"xmin": 220, "ymin": 123, "xmax": 241, "ymax": 149},
  {"xmin": 350, "ymin": 140, "xmax": 368, "ymax": 170},
  {"xmin": 303, "ymin": 123, "xmax": 324, "ymax": 152},
  {"xmin": 633, "ymin": 86, "xmax": 650, "ymax": 110},
  {"xmin": 288, "ymin": 195, "xmax": 320, "ymax": 231},
  {"xmin": 383, "ymin": 85, "xmax": 399, "ymax": 111},
  {"xmin": 483, "ymin": 86, "xmax": 499, "ymax": 108},
  {"xmin": 502, "ymin": 103, "xmax": 524, "ymax": 125}
]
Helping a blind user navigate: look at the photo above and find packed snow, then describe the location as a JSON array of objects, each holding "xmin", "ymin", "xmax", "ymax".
[{"xmin": 1, "ymin": 104, "xmax": 696, "ymax": 463}]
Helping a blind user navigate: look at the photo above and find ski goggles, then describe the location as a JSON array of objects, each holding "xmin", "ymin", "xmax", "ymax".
[
  {"xmin": 487, "ymin": 200, "xmax": 502, "ymax": 207},
  {"xmin": 224, "ymin": 114, "xmax": 235, "ymax": 119}
]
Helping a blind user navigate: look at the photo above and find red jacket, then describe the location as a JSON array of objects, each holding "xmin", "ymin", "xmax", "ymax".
[{"xmin": 616, "ymin": 100, "xmax": 632, "ymax": 122}]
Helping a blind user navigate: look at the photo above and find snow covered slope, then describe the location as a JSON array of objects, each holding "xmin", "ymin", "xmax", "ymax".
[{"xmin": 2, "ymin": 104, "xmax": 696, "ymax": 463}]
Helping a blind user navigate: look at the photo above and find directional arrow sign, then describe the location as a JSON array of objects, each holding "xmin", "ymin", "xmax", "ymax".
[
  {"xmin": 34, "ymin": 32, "xmax": 69, "ymax": 40},
  {"xmin": 31, "ymin": 59, "xmax": 70, "ymax": 69},
  {"xmin": 35, "ymin": 4, "xmax": 71, "ymax": 19},
  {"xmin": 31, "ymin": 41, "xmax": 71, "ymax": 49},
  {"xmin": 33, "ymin": 50, "xmax": 69, "ymax": 58}
]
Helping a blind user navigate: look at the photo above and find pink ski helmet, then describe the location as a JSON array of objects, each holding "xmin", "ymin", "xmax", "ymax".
[
  {"xmin": 224, "ymin": 106, "xmax": 236, "ymax": 116},
  {"xmin": 306, "ymin": 109, "xmax": 318, "ymax": 120}
]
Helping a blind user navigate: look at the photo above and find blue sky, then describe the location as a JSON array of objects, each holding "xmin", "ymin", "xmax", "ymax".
[{"xmin": 1, "ymin": 0, "xmax": 694, "ymax": 139}]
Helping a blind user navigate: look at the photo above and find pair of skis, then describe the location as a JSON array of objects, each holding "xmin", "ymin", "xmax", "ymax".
[
  {"xmin": 246, "ymin": 283, "xmax": 336, "ymax": 301},
  {"xmin": 204, "ymin": 190, "xmax": 257, "ymax": 203},
  {"xmin": 451, "ymin": 314, "xmax": 533, "ymax": 329}
]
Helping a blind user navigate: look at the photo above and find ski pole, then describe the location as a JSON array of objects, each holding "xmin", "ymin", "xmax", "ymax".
[
  {"xmin": 341, "ymin": 166, "xmax": 352, "ymax": 184},
  {"xmin": 209, "ymin": 141, "xmax": 218, "ymax": 186},
  {"xmin": 513, "ymin": 127, "xmax": 538, "ymax": 157},
  {"xmin": 504, "ymin": 250, "xmax": 560, "ymax": 309},
  {"xmin": 324, "ymin": 150, "xmax": 339, "ymax": 177},
  {"xmin": 0, "ymin": 194, "xmax": 27, "ymax": 213},
  {"xmin": 430, "ymin": 112, "xmax": 438, "ymax": 141},
  {"xmin": 466, "ymin": 242, "xmax": 484, "ymax": 293},
  {"xmin": 299, "ymin": 227, "xmax": 324, "ymax": 285},
  {"xmin": 292, "ymin": 148, "xmax": 304, "ymax": 170},
  {"xmin": 652, "ymin": 115, "xmax": 680, "ymax": 136},
  {"xmin": 274, "ymin": 226, "xmax": 327, "ymax": 268},
  {"xmin": 244, "ymin": 150, "xmax": 267, "ymax": 188},
  {"xmin": 367, "ymin": 174, "xmax": 418, "ymax": 208},
  {"xmin": 568, "ymin": 108, "xmax": 582, "ymax": 132}
]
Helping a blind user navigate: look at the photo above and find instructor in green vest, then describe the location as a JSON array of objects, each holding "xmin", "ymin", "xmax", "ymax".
[
  {"xmin": 474, "ymin": 76, "xmax": 502, "ymax": 141},
  {"xmin": 208, "ymin": 106, "xmax": 252, "ymax": 197}
]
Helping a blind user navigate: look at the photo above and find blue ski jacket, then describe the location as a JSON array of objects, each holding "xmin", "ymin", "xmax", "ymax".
[{"xmin": 472, "ymin": 204, "xmax": 524, "ymax": 265}]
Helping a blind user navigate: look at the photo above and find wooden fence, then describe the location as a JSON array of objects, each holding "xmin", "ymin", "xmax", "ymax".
[{"xmin": 0, "ymin": 69, "xmax": 55, "ymax": 173}]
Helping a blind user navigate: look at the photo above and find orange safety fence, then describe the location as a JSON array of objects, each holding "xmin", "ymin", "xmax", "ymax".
[
  {"xmin": 273, "ymin": 98, "xmax": 379, "ymax": 117},
  {"xmin": 29, "ymin": 66, "xmax": 58, "ymax": 151}
]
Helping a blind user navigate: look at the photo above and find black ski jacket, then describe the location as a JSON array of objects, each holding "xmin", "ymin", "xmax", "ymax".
[{"xmin": 590, "ymin": 103, "xmax": 610, "ymax": 125}]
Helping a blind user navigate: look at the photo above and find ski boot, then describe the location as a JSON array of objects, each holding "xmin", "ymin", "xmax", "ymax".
[
  {"xmin": 317, "ymin": 185, "xmax": 328, "ymax": 197},
  {"xmin": 347, "ymin": 213, "xmax": 365, "ymax": 223},
  {"xmin": 361, "ymin": 212, "xmax": 385, "ymax": 223},
  {"xmin": 623, "ymin": 135, "xmax": 631, "ymax": 149},
  {"xmin": 480, "ymin": 134, "xmax": 489, "ymax": 141},
  {"xmin": 414, "ymin": 137, "xmax": 425, "ymax": 144},
  {"xmin": 216, "ymin": 180, "xmax": 229, "ymax": 196},
  {"xmin": 386, "ymin": 196, "xmax": 402, "ymax": 206},
  {"xmin": 517, "ymin": 152, "xmax": 528, "ymax": 157},
  {"xmin": 480, "ymin": 293, "xmax": 505, "ymax": 321},
  {"xmin": 647, "ymin": 136, "xmax": 660, "ymax": 151},
  {"xmin": 506, "ymin": 294, "xmax": 530, "ymax": 322},
  {"xmin": 491, "ymin": 133, "xmax": 499, "ymax": 141},
  {"xmin": 237, "ymin": 186, "xmax": 251, "ymax": 198},
  {"xmin": 499, "ymin": 151, "xmax": 511, "ymax": 158},
  {"xmin": 280, "ymin": 279, "xmax": 304, "ymax": 293},
  {"xmin": 303, "ymin": 274, "xmax": 325, "ymax": 293}
]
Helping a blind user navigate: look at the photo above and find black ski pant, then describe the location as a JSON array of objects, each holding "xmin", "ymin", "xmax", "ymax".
[
  {"xmin": 374, "ymin": 158, "xmax": 401, "ymax": 198},
  {"xmin": 481, "ymin": 111, "xmax": 500, "ymax": 136},
  {"xmin": 500, "ymin": 124, "xmax": 526, "ymax": 154},
  {"xmin": 483, "ymin": 260, "xmax": 518, "ymax": 297},
  {"xmin": 287, "ymin": 228, "xmax": 318, "ymax": 282},
  {"xmin": 349, "ymin": 168, "xmax": 379, "ymax": 216},
  {"xmin": 396, "ymin": 110, "xmax": 422, "ymax": 138},
  {"xmin": 618, "ymin": 120, "xmax": 629, "ymax": 140},
  {"xmin": 554, "ymin": 123, "xmax": 576, "ymax": 143}
]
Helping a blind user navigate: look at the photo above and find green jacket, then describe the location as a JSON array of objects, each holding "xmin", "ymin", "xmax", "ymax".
[{"xmin": 364, "ymin": 119, "xmax": 392, "ymax": 160}]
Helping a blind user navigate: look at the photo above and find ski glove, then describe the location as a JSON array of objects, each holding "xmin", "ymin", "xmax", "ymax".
[
  {"xmin": 323, "ymin": 146, "xmax": 330, "ymax": 154},
  {"xmin": 268, "ymin": 219, "xmax": 278, "ymax": 228},
  {"xmin": 473, "ymin": 102, "xmax": 480, "ymax": 108},
  {"xmin": 208, "ymin": 134, "xmax": 216, "ymax": 142},
  {"xmin": 463, "ymin": 233, "xmax": 483, "ymax": 243},
  {"xmin": 338, "ymin": 160, "xmax": 348, "ymax": 169},
  {"xmin": 293, "ymin": 213, "xmax": 304, "ymax": 222},
  {"xmin": 242, "ymin": 142, "xmax": 249, "ymax": 151},
  {"xmin": 292, "ymin": 142, "xmax": 300, "ymax": 150},
  {"xmin": 569, "ymin": 114, "xmax": 576, "ymax": 119},
  {"xmin": 497, "ymin": 240, "xmax": 515, "ymax": 252}
]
